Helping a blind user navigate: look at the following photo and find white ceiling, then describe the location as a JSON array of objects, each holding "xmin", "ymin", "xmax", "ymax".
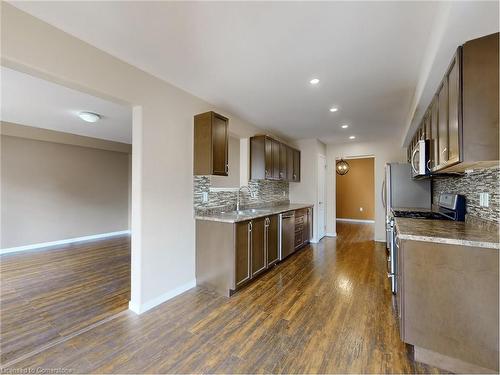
[
  {"xmin": 1, "ymin": 67, "xmax": 132, "ymax": 143},
  {"xmin": 8, "ymin": 2, "xmax": 498, "ymax": 145}
]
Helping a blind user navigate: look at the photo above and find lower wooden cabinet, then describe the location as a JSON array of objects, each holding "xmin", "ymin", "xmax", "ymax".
[
  {"xmin": 397, "ymin": 238, "xmax": 499, "ymax": 372},
  {"xmin": 267, "ymin": 215, "xmax": 279, "ymax": 266},
  {"xmin": 251, "ymin": 217, "xmax": 266, "ymax": 277},
  {"xmin": 235, "ymin": 221, "xmax": 251, "ymax": 287},
  {"xmin": 294, "ymin": 208, "xmax": 311, "ymax": 249},
  {"xmin": 196, "ymin": 214, "xmax": 280, "ymax": 297}
]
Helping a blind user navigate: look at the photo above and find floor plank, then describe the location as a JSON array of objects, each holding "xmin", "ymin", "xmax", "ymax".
[{"xmin": 2, "ymin": 223, "xmax": 446, "ymax": 373}]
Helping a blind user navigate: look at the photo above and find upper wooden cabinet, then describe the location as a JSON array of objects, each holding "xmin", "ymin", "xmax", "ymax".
[
  {"xmin": 193, "ymin": 111, "xmax": 229, "ymax": 176},
  {"xmin": 250, "ymin": 135, "xmax": 301, "ymax": 182},
  {"xmin": 408, "ymin": 32, "xmax": 499, "ymax": 173}
]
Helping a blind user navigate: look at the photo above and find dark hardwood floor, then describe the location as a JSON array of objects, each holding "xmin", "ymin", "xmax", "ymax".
[
  {"xmin": 0, "ymin": 235, "xmax": 130, "ymax": 365},
  {"xmin": 1, "ymin": 223, "xmax": 445, "ymax": 373}
]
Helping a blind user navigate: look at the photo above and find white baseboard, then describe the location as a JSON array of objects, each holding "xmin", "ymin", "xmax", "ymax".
[
  {"xmin": 129, "ymin": 279, "xmax": 196, "ymax": 315},
  {"xmin": 336, "ymin": 218, "xmax": 375, "ymax": 224},
  {"xmin": 326, "ymin": 232, "xmax": 337, "ymax": 237},
  {"xmin": 0, "ymin": 230, "xmax": 131, "ymax": 255}
]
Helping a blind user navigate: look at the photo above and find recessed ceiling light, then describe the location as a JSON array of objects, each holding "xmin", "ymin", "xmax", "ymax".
[
  {"xmin": 329, "ymin": 107, "xmax": 338, "ymax": 112},
  {"xmin": 349, "ymin": 135, "xmax": 356, "ymax": 140},
  {"xmin": 341, "ymin": 124, "xmax": 349, "ymax": 129},
  {"xmin": 309, "ymin": 78, "xmax": 320, "ymax": 85},
  {"xmin": 78, "ymin": 111, "xmax": 101, "ymax": 123}
]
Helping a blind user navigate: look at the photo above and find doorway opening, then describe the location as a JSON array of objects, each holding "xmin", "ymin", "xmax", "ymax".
[
  {"xmin": 335, "ymin": 156, "xmax": 375, "ymax": 237},
  {"xmin": 0, "ymin": 66, "xmax": 133, "ymax": 366}
]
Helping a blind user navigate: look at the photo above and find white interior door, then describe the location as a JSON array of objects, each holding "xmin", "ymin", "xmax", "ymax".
[{"xmin": 317, "ymin": 155, "xmax": 326, "ymax": 240}]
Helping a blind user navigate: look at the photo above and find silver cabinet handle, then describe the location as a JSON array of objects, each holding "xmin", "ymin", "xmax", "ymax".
[{"xmin": 411, "ymin": 147, "xmax": 418, "ymax": 174}]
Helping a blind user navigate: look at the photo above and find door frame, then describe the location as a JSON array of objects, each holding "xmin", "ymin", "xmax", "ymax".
[
  {"xmin": 333, "ymin": 154, "xmax": 376, "ymax": 240},
  {"xmin": 316, "ymin": 154, "xmax": 327, "ymax": 242}
]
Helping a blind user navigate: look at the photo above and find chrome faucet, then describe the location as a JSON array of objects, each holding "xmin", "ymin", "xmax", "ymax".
[{"xmin": 236, "ymin": 186, "xmax": 253, "ymax": 211}]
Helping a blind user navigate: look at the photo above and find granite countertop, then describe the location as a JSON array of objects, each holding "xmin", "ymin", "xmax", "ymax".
[
  {"xmin": 195, "ymin": 203, "xmax": 313, "ymax": 223},
  {"xmin": 394, "ymin": 217, "xmax": 499, "ymax": 250}
]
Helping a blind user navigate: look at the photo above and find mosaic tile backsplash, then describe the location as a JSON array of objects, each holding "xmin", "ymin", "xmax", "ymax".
[
  {"xmin": 194, "ymin": 176, "xmax": 289, "ymax": 215},
  {"xmin": 432, "ymin": 167, "xmax": 499, "ymax": 223}
]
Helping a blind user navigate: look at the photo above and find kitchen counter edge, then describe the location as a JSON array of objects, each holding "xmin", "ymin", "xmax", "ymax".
[{"xmin": 195, "ymin": 203, "xmax": 314, "ymax": 223}]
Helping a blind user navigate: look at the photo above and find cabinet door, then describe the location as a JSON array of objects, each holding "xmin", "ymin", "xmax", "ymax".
[
  {"xmin": 266, "ymin": 216, "xmax": 279, "ymax": 266},
  {"xmin": 438, "ymin": 78, "xmax": 449, "ymax": 167},
  {"xmin": 304, "ymin": 208, "xmax": 312, "ymax": 242},
  {"xmin": 264, "ymin": 138, "xmax": 273, "ymax": 179},
  {"xmin": 251, "ymin": 218, "xmax": 266, "ymax": 276},
  {"xmin": 279, "ymin": 143, "xmax": 287, "ymax": 180},
  {"xmin": 430, "ymin": 96, "xmax": 439, "ymax": 170},
  {"xmin": 286, "ymin": 146, "xmax": 294, "ymax": 182},
  {"xmin": 212, "ymin": 113, "xmax": 228, "ymax": 176},
  {"xmin": 448, "ymin": 53, "xmax": 461, "ymax": 164},
  {"xmin": 293, "ymin": 149, "xmax": 301, "ymax": 182},
  {"xmin": 235, "ymin": 221, "xmax": 251, "ymax": 286},
  {"xmin": 272, "ymin": 140, "xmax": 280, "ymax": 180},
  {"xmin": 424, "ymin": 111, "xmax": 431, "ymax": 141}
]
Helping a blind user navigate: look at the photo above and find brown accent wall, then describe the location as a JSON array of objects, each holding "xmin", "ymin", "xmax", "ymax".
[{"xmin": 336, "ymin": 157, "xmax": 375, "ymax": 220}]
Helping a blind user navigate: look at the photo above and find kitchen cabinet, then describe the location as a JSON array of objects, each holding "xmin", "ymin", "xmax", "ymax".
[
  {"xmin": 294, "ymin": 208, "xmax": 310, "ymax": 249},
  {"xmin": 250, "ymin": 135, "xmax": 301, "ymax": 182},
  {"xmin": 293, "ymin": 148, "xmax": 301, "ymax": 182},
  {"xmin": 279, "ymin": 143, "xmax": 287, "ymax": 180},
  {"xmin": 286, "ymin": 146, "xmax": 294, "ymax": 182},
  {"xmin": 267, "ymin": 215, "xmax": 279, "ymax": 266},
  {"xmin": 235, "ymin": 221, "xmax": 251, "ymax": 287},
  {"xmin": 406, "ymin": 32, "xmax": 499, "ymax": 173},
  {"xmin": 397, "ymin": 237, "xmax": 499, "ymax": 373},
  {"xmin": 271, "ymin": 139, "xmax": 280, "ymax": 180},
  {"xmin": 251, "ymin": 217, "xmax": 266, "ymax": 277},
  {"xmin": 430, "ymin": 96, "xmax": 439, "ymax": 170},
  {"xmin": 437, "ymin": 77, "xmax": 449, "ymax": 168},
  {"xmin": 196, "ymin": 213, "xmax": 280, "ymax": 297},
  {"xmin": 193, "ymin": 111, "xmax": 229, "ymax": 176},
  {"xmin": 447, "ymin": 52, "xmax": 460, "ymax": 164}
]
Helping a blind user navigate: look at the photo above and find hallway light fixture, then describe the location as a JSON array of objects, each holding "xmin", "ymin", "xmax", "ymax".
[{"xmin": 336, "ymin": 158, "xmax": 350, "ymax": 175}]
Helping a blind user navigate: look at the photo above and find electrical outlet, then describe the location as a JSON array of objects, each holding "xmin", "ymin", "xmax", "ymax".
[
  {"xmin": 479, "ymin": 192, "xmax": 489, "ymax": 207},
  {"xmin": 202, "ymin": 192, "xmax": 209, "ymax": 203},
  {"xmin": 359, "ymin": 207, "xmax": 363, "ymax": 212}
]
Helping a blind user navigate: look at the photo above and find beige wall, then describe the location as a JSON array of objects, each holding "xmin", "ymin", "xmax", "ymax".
[
  {"xmin": 0, "ymin": 3, "xmax": 277, "ymax": 312},
  {"xmin": 289, "ymin": 138, "xmax": 327, "ymax": 242},
  {"xmin": 326, "ymin": 140, "xmax": 405, "ymax": 241},
  {"xmin": 1, "ymin": 133, "xmax": 130, "ymax": 249},
  {"xmin": 336, "ymin": 157, "xmax": 375, "ymax": 220}
]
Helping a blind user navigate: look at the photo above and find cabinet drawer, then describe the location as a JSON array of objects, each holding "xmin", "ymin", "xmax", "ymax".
[
  {"xmin": 295, "ymin": 232, "xmax": 303, "ymax": 247},
  {"xmin": 295, "ymin": 216, "xmax": 304, "ymax": 225}
]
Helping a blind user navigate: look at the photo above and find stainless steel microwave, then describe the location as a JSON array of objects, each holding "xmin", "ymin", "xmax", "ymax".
[{"xmin": 411, "ymin": 139, "xmax": 430, "ymax": 178}]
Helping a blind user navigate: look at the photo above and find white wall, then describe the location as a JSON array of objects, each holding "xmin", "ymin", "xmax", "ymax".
[
  {"xmin": 289, "ymin": 138, "xmax": 326, "ymax": 242},
  {"xmin": 0, "ymin": 3, "xmax": 273, "ymax": 313},
  {"xmin": 326, "ymin": 140, "xmax": 405, "ymax": 241}
]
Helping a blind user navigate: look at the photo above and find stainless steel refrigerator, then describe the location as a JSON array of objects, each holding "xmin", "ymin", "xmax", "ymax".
[{"xmin": 383, "ymin": 163, "xmax": 431, "ymax": 247}]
